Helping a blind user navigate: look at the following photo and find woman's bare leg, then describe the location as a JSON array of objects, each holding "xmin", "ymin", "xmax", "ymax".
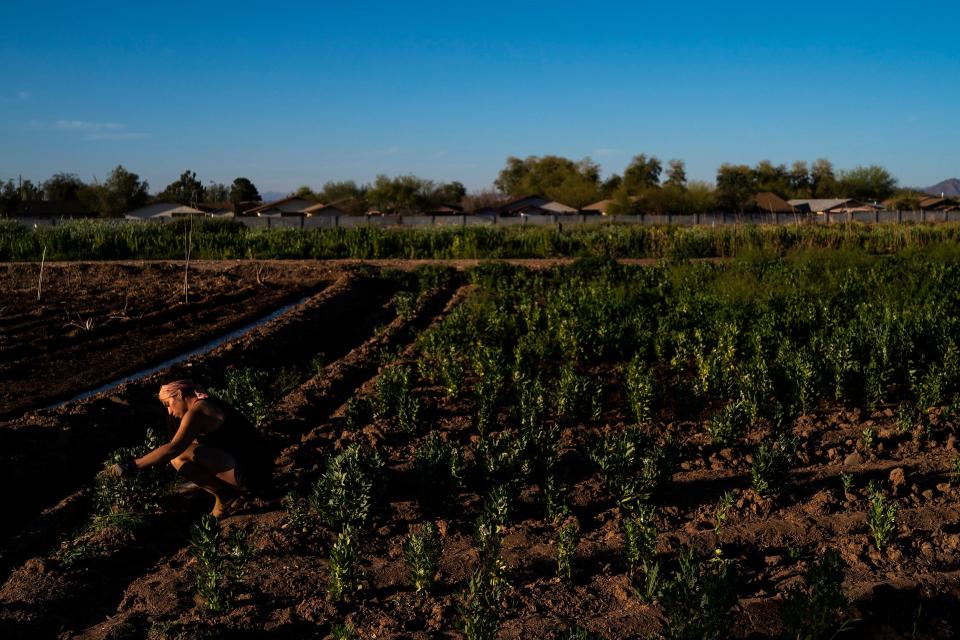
[{"xmin": 170, "ymin": 444, "xmax": 241, "ymax": 516}]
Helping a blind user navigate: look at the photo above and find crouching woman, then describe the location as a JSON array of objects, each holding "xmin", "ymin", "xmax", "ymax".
[{"xmin": 109, "ymin": 379, "xmax": 270, "ymax": 518}]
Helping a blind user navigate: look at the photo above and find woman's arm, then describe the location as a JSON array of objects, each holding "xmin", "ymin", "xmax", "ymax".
[{"xmin": 133, "ymin": 406, "xmax": 218, "ymax": 470}]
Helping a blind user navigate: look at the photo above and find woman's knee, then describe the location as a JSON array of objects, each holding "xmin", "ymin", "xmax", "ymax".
[{"xmin": 169, "ymin": 452, "xmax": 193, "ymax": 471}]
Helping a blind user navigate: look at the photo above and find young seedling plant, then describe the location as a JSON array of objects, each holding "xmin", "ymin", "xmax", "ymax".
[
  {"xmin": 328, "ymin": 525, "xmax": 363, "ymax": 601},
  {"xmin": 555, "ymin": 518, "xmax": 580, "ymax": 581},
  {"xmin": 780, "ymin": 547, "xmax": 855, "ymax": 640},
  {"xmin": 867, "ymin": 481, "xmax": 897, "ymax": 551},
  {"xmin": 189, "ymin": 514, "xmax": 251, "ymax": 614},
  {"xmin": 404, "ymin": 522, "xmax": 441, "ymax": 594}
]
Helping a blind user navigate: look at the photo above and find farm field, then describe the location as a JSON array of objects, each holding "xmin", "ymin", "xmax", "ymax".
[{"xmin": 2, "ymin": 253, "xmax": 960, "ymax": 639}]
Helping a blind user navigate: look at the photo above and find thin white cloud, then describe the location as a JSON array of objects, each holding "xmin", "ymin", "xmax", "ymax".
[
  {"xmin": 84, "ymin": 131, "xmax": 150, "ymax": 141},
  {"xmin": 17, "ymin": 91, "xmax": 29, "ymax": 100},
  {"xmin": 434, "ymin": 150, "xmax": 448, "ymax": 158},
  {"xmin": 55, "ymin": 120, "xmax": 124, "ymax": 131}
]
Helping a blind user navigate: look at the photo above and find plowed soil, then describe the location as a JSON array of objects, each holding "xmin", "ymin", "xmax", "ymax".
[{"xmin": 1, "ymin": 261, "xmax": 958, "ymax": 640}]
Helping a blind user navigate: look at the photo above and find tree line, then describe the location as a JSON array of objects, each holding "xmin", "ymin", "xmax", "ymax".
[{"xmin": 1, "ymin": 155, "xmax": 921, "ymax": 218}]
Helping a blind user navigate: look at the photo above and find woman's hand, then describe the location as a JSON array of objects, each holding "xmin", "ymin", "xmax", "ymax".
[{"xmin": 107, "ymin": 459, "xmax": 138, "ymax": 477}]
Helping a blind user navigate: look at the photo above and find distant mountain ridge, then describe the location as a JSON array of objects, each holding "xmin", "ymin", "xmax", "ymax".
[
  {"xmin": 923, "ymin": 178, "xmax": 960, "ymax": 197},
  {"xmin": 259, "ymin": 191, "xmax": 287, "ymax": 203}
]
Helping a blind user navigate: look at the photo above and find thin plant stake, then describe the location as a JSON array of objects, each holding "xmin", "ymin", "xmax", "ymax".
[
  {"xmin": 37, "ymin": 245, "xmax": 46, "ymax": 301},
  {"xmin": 183, "ymin": 215, "xmax": 193, "ymax": 303}
]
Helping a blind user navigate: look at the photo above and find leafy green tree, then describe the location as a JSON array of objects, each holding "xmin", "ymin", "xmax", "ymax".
[
  {"xmin": 42, "ymin": 172, "xmax": 85, "ymax": 201},
  {"xmin": 319, "ymin": 180, "xmax": 367, "ymax": 215},
  {"xmin": 494, "ymin": 155, "xmax": 600, "ymax": 205},
  {"xmin": 230, "ymin": 177, "xmax": 261, "ymax": 214},
  {"xmin": 367, "ymin": 174, "xmax": 433, "ymax": 214},
  {"xmin": 431, "ymin": 181, "xmax": 467, "ymax": 205},
  {"xmin": 686, "ymin": 181, "xmax": 718, "ymax": 212},
  {"xmin": 622, "ymin": 154, "xmax": 662, "ymax": 193},
  {"xmin": 810, "ymin": 158, "xmax": 837, "ymax": 198},
  {"xmin": 885, "ymin": 191, "xmax": 922, "ymax": 211},
  {"xmin": 788, "ymin": 161, "xmax": 811, "ymax": 198},
  {"xmin": 752, "ymin": 160, "xmax": 791, "ymax": 196},
  {"xmin": 0, "ymin": 179, "xmax": 21, "ymax": 216},
  {"xmin": 293, "ymin": 185, "xmax": 321, "ymax": 200},
  {"xmin": 91, "ymin": 165, "xmax": 149, "ymax": 217},
  {"xmin": 606, "ymin": 183, "xmax": 634, "ymax": 215},
  {"xmin": 664, "ymin": 159, "xmax": 687, "ymax": 188},
  {"xmin": 205, "ymin": 182, "xmax": 230, "ymax": 203},
  {"xmin": 715, "ymin": 164, "xmax": 755, "ymax": 213},
  {"xmin": 158, "ymin": 169, "xmax": 205, "ymax": 205},
  {"xmin": 837, "ymin": 165, "xmax": 897, "ymax": 201},
  {"xmin": 600, "ymin": 174, "xmax": 623, "ymax": 198}
]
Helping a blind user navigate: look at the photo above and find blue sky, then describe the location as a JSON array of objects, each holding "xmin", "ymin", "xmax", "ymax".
[{"xmin": 2, "ymin": 1, "xmax": 958, "ymax": 194}]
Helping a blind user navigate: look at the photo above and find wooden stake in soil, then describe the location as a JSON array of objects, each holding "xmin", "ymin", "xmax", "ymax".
[
  {"xmin": 37, "ymin": 245, "xmax": 46, "ymax": 301},
  {"xmin": 183, "ymin": 215, "xmax": 193, "ymax": 303}
]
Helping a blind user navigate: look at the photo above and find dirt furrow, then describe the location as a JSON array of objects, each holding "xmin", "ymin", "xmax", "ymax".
[
  {"xmin": 0, "ymin": 273, "xmax": 397, "ymax": 573},
  {"xmin": 28, "ymin": 282, "xmax": 470, "ymax": 638}
]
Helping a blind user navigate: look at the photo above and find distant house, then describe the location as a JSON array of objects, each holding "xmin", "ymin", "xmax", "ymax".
[
  {"xmin": 787, "ymin": 199, "xmax": 882, "ymax": 214},
  {"xmin": 918, "ymin": 196, "xmax": 960, "ymax": 211},
  {"xmin": 424, "ymin": 204, "xmax": 464, "ymax": 216},
  {"xmin": 303, "ymin": 202, "xmax": 349, "ymax": 217},
  {"xmin": 749, "ymin": 192, "xmax": 796, "ymax": 214},
  {"xmin": 498, "ymin": 195, "xmax": 577, "ymax": 216},
  {"xmin": 125, "ymin": 203, "xmax": 207, "ymax": 220},
  {"xmin": 245, "ymin": 197, "xmax": 318, "ymax": 217},
  {"xmin": 195, "ymin": 202, "xmax": 234, "ymax": 217}
]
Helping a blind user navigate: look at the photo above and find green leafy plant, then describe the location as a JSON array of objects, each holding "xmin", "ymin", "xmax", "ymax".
[
  {"xmin": 780, "ymin": 548, "xmax": 853, "ymax": 640},
  {"xmin": 343, "ymin": 396, "xmax": 373, "ymax": 431},
  {"xmin": 707, "ymin": 399, "xmax": 749, "ymax": 447},
  {"xmin": 867, "ymin": 481, "xmax": 897, "ymax": 551},
  {"xmin": 840, "ymin": 472, "xmax": 854, "ymax": 496},
  {"xmin": 951, "ymin": 455, "xmax": 960, "ymax": 486},
  {"xmin": 658, "ymin": 548, "xmax": 738, "ymax": 640},
  {"xmin": 460, "ymin": 517, "xmax": 509, "ymax": 640},
  {"xmin": 751, "ymin": 434, "xmax": 796, "ymax": 497},
  {"xmin": 860, "ymin": 426, "xmax": 876, "ymax": 451},
  {"xmin": 555, "ymin": 519, "xmax": 580, "ymax": 581},
  {"xmin": 93, "ymin": 428, "xmax": 169, "ymax": 528},
  {"xmin": 331, "ymin": 622, "xmax": 358, "ymax": 640},
  {"xmin": 373, "ymin": 364, "xmax": 412, "ymax": 420},
  {"xmin": 625, "ymin": 355, "xmax": 657, "ymax": 425},
  {"xmin": 211, "ymin": 366, "xmax": 297, "ymax": 426},
  {"xmin": 414, "ymin": 431, "xmax": 463, "ymax": 512},
  {"xmin": 189, "ymin": 514, "xmax": 251, "ymax": 613},
  {"xmin": 328, "ymin": 525, "xmax": 363, "ymax": 600},
  {"xmin": 591, "ymin": 427, "xmax": 676, "ymax": 509},
  {"xmin": 282, "ymin": 491, "xmax": 314, "ymax": 536},
  {"xmin": 712, "ymin": 491, "xmax": 735, "ymax": 535},
  {"xmin": 309, "ymin": 444, "xmax": 383, "ymax": 531},
  {"xmin": 396, "ymin": 393, "xmax": 423, "ymax": 435},
  {"xmin": 393, "ymin": 290, "xmax": 417, "ymax": 320},
  {"xmin": 623, "ymin": 504, "xmax": 661, "ymax": 602},
  {"xmin": 404, "ymin": 522, "xmax": 441, "ymax": 594}
]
